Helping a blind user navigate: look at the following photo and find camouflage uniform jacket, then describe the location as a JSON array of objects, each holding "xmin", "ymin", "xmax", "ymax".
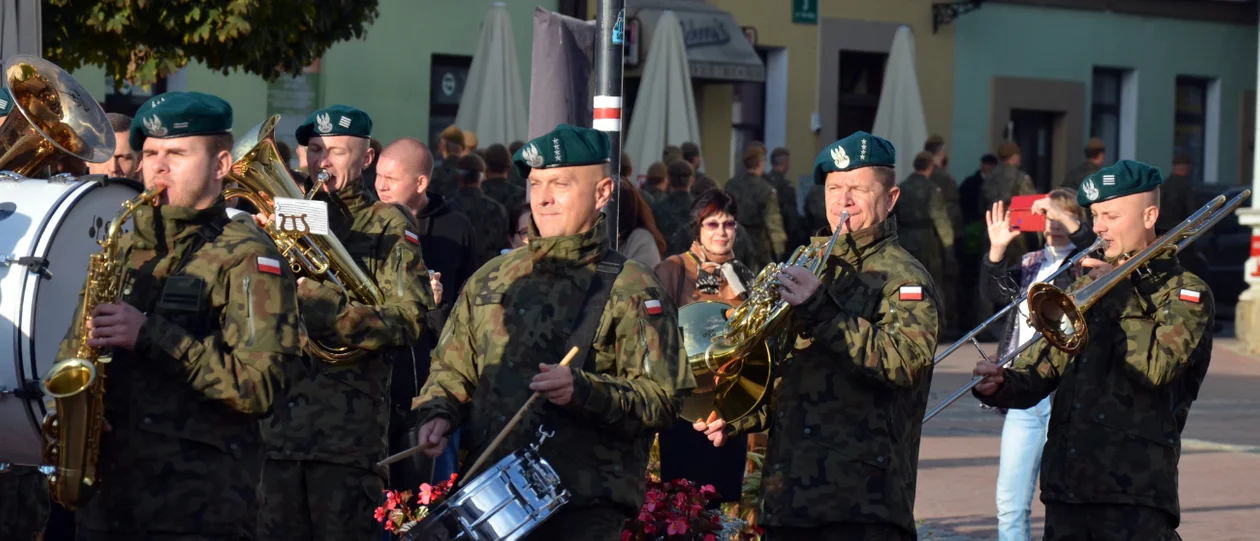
[
  {"xmin": 262, "ymin": 180, "xmax": 435, "ymax": 475},
  {"xmin": 650, "ymin": 190, "xmax": 694, "ymax": 256},
  {"xmin": 414, "ymin": 214, "xmax": 694, "ymax": 515},
  {"xmin": 897, "ymin": 173, "xmax": 954, "ymax": 287},
  {"xmin": 767, "ymin": 169, "xmax": 804, "ymax": 249},
  {"xmin": 450, "ymin": 185, "xmax": 510, "ymax": 268},
  {"xmin": 975, "ymin": 250, "xmax": 1213, "ymax": 525},
  {"xmin": 482, "ymin": 175, "xmax": 526, "ymax": 210},
  {"xmin": 731, "ymin": 217, "xmax": 940, "ymax": 534},
  {"xmin": 0, "ymin": 465, "xmax": 49, "ymax": 539},
  {"xmin": 56, "ymin": 200, "xmax": 302, "ymax": 537},
  {"xmin": 803, "ymin": 184, "xmax": 829, "ymax": 238},
  {"xmin": 724, "ymin": 171, "xmax": 787, "ymax": 269},
  {"xmin": 981, "ymin": 163, "xmax": 1036, "ymax": 211},
  {"xmin": 1058, "ymin": 161, "xmax": 1100, "ymax": 191},
  {"xmin": 928, "ymin": 169, "xmax": 964, "ymax": 242}
]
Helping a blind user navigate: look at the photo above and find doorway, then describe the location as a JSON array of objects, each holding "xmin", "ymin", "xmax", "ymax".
[{"xmin": 1008, "ymin": 109, "xmax": 1060, "ymax": 192}]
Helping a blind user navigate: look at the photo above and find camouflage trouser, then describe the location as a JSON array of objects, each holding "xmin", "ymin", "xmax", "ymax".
[
  {"xmin": 257, "ymin": 460, "xmax": 384, "ymax": 541},
  {"xmin": 522, "ymin": 504, "xmax": 627, "ymax": 541},
  {"xmin": 1044, "ymin": 503, "xmax": 1181, "ymax": 541},
  {"xmin": 763, "ymin": 522, "xmax": 913, "ymax": 541},
  {"xmin": 0, "ymin": 465, "xmax": 50, "ymax": 541}
]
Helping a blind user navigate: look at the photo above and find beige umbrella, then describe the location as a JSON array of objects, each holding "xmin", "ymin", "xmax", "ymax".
[
  {"xmin": 623, "ymin": 10, "xmax": 700, "ymax": 186},
  {"xmin": 0, "ymin": 0, "xmax": 41, "ymax": 59},
  {"xmin": 872, "ymin": 26, "xmax": 928, "ymax": 183},
  {"xmin": 454, "ymin": 2, "xmax": 527, "ymax": 146}
]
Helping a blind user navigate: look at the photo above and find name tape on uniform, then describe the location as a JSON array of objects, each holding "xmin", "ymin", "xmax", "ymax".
[
  {"xmin": 273, "ymin": 197, "xmax": 330, "ymax": 236},
  {"xmin": 899, "ymin": 285, "xmax": 923, "ymax": 301}
]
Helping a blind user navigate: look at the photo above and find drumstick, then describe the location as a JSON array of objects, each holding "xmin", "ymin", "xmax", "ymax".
[{"xmin": 458, "ymin": 346, "xmax": 579, "ymax": 487}]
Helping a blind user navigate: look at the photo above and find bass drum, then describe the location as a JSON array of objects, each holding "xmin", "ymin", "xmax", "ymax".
[{"xmin": 0, "ymin": 175, "xmax": 142, "ymax": 466}]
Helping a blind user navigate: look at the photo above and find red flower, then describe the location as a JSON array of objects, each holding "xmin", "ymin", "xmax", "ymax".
[
  {"xmin": 643, "ymin": 522, "xmax": 656, "ymax": 535},
  {"xmin": 700, "ymin": 484, "xmax": 717, "ymax": 498},
  {"xmin": 704, "ymin": 534, "xmax": 717, "ymax": 541},
  {"xmin": 384, "ymin": 520, "xmax": 396, "ymax": 533},
  {"xmin": 418, "ymin": 483, "xmax": 435, "ymax": 505},
  {"xmin": 373, "ymin": 506, "xmax": 387, "ymax": 522},
  {"xmin": 666, "ymin": 516, "xmax": 688, "ymax": 536},
  {"xmin": 620, "ymin": 531, "xmax": 633, "ymax": 541}
]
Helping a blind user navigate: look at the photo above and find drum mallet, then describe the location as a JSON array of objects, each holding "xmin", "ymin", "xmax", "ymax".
[
  {"xmin": 457, "ymin": 346, "xmax": 579, "ymax": 487},
  {"xmin": 374, "ymin": 347, "xmax": 579, "ymax": 473}
]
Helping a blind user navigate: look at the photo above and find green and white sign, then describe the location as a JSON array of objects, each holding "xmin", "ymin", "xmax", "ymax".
[{"xmin": 793, "ymin": 0, "xmax": 817, "ymax": 25}]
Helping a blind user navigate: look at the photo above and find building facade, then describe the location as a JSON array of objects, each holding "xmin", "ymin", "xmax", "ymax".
[
  {"xmin": 948, "ymin": 0, "xmax": 1257, "ymax": 189},
  {"xmin": 71, "ymin": 0, "xmax": 558, "ymax": 153}
]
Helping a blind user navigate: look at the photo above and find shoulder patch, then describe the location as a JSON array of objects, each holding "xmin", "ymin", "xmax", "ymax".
[
  {"xmin": 898, "ymin": 285, "xmax": 923, "ymax": 301},
  {"xmin": 644, "ymin": 299, "xmax": 663, "ymax": 315},
  {"xmin": 1178, "ymin": 289, "xmax": 1201, "ymax": 304},
  {"xmin": 257, "ymin": 256, "xmax": 283, "ymax": 276},
  {"xmin": 404, "ymin": 230, "xmax": 420, "ymax": 245}
]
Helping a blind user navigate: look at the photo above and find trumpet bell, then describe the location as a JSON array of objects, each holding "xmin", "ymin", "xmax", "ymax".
[
  {"xmin": 1027, "ymin": 282, "xmax": 1089, "ymax": 354},
  {"xmin": 677, "ymin": 301, "xmax": 773, "ymax": 422},
  {"xmin": 0, "ymin": 55, "xmax": 114, "ymax": 176}
]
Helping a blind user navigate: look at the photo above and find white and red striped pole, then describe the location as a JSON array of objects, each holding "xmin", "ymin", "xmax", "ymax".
[{"xmin": 594, "ymin": 0, "xmax": 625, "ymax": 248}]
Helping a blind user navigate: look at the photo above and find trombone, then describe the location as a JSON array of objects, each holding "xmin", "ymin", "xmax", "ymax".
[{"xmin": 924, "ymin": 189, "xmax": 1251, "ymax": 423}]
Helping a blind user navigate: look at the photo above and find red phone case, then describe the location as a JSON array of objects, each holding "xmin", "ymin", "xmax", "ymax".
[{"xmin": 1009, "ymin": 194, "xmax": 1048, "ymax": 232}]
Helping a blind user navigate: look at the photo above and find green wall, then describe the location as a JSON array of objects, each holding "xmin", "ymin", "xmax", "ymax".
[
  {"xmin": 72, "ymin": 0, "xmax": 552, "ymax": 147},
  {"xmin": 949, "ymin": 2, "xmax": 1256, "ymax": 183}
]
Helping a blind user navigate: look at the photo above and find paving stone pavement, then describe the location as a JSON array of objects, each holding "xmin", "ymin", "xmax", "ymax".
[{"xmin": 913, "ymin": 338, "xmax": 1260, "ymax": 541}]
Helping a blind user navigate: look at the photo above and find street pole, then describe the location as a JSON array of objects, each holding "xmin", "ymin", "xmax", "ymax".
[{"xmin": 594, "ymin": 0, "xmax": 625, "ymax": 248}]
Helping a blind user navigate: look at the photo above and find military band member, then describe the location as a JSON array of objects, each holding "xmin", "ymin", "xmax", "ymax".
[
  {"xmin": 411, "ymin": 124, "xmax": 694, "ymax": 541},
  {"xmin": 86, "ymin": 113, "xmax": 141, "ymax": 180},
  {"xmin": 51, "ymin": 92, "xmax": 303, "ymax": 540},
  {"xmin": 697, "ymin": 132, "xmax": 941, "ymax": 541},
  {"xmin": 973, "ymin": 160, "xmax": 1213, "ymax": 541},
  {"xmin": 259, "ymin": 105, "xmax": 435, "ymax": 540}
]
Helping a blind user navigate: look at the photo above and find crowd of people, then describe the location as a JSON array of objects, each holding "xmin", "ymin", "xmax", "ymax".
[{"xmin": 0, "ymin": 77, "xmax": 1218, "ymax": 541}]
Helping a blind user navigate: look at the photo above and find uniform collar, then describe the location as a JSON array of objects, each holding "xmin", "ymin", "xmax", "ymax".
[
  {"xmin": 1109, "ymin": 245, "xmax": 1180, "ymax": 283},
  {"xmin": 133, "ymin": 198, "xmax": 227, "ymax": 247},
  {"xmin": 526, "ymin": 213, "xmax": 609, "ymax": 268},
  {"xmin": 812, "ymin": 216, "xmax": 899, "ymax": 264}
]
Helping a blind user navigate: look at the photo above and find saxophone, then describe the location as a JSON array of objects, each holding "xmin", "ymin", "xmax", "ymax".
[{"xmin": 39, "ymin": 185, "xmax": 164, "ymax": 510}]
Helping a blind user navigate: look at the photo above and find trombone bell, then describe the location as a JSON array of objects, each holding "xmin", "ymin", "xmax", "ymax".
[{"xmin": 1027, "ymin": 282, "xmax": 1088, "ymax": 354}]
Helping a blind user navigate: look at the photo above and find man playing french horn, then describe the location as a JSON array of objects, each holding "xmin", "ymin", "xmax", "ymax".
[
  {"xmin": 972, "ymin": 160, "xmax": 1214, "ymax": 540},
  {"xmin": 57, "ymin": 91, "xmax": 304, "ymax": 540},
  {"xmin": 696, "ymin": 132, "xmax": 941, "ymax": 541},
  {"xmin": 258, "ymin": 104, "xmax": 436, "ymax": 540}
]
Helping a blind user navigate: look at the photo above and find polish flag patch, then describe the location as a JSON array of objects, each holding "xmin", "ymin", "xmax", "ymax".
[
  {"xmin": 644, "ymin": 299, "xmax": 663, "ymax": 316},
  {"xmin": 404, "ymin": 230, "xmax": 420, "ymax": 245},
  {"xmin": 899, "ymin": 285, "xmax": 923, "ymax": 301},
  {"xmin": 257, "ymin": 256, "xmax": 283, "ymax": 276},
  {"xmin": 1178, "ymin": 289, "xmax": 1201, "ymax": 303}
]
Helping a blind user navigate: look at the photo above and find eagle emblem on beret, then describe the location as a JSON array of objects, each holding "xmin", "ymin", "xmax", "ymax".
[
  {"xmin": 523, "ymin": 143, "xmax": 544, "ymax": 168},
  {"xmin": 831, "ymin": 145, "xmax": 850, "ymax": 169},
  {"xmin": 316, "ymin": 113, "xmax": 334, "ymax": 134},
  {"xmin": 143, "ymin": 115, "xmax": 167, "ymax": 137},
  {"xmin": 1082, "ymin": 178, "xmax": 1100, "ymax": 201}
]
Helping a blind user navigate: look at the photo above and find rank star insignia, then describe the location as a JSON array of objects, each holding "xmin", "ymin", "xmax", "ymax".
[{"xmin": 831, "ymin": 146, "xmax": 849, "ymax": 169}]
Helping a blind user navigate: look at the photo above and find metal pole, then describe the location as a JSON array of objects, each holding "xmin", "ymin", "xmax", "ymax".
[{"xmin": 593, "ymin": 0, "xmax": 625, "ymax": 248}]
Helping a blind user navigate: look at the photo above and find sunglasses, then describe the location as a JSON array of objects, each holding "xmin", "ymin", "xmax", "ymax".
[{"xmin": 701, "ymin": 220, "xmax": 737, "ymax": 231}]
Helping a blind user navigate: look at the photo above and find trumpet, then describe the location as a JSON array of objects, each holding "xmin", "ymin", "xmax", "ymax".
[{"xmin": 923, "ymin": 190, "xmax": 1251, "ymax": 423}]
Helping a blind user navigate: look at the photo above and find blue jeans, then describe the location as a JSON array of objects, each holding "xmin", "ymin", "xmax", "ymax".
[{"xmin": 996, "ymin": 395, "xmax": 1051, "ymax": 541}]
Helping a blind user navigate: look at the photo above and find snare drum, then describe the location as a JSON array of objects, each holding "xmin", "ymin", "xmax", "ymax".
[
  {"xmin": 405, "ymin": 446, "xmax": 569, "ymax": 541},
  {"xmin": 0, "ymin": 174, "xmax": 141, "ymax": 466}
]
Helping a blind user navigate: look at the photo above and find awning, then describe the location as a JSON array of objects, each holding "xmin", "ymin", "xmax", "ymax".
[{"xmin": 628, "ymin": 0, "xmax": 765, "ymax": 83}]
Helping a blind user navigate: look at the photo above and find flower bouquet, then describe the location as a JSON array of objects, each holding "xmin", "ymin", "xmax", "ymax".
[
  {"xmin": 375, "ymin": 473, "xmax": 459, "ymax": 535},
  {"xmin": 621, "ymin": 477, "xmax": 727, "ymax": 541}
]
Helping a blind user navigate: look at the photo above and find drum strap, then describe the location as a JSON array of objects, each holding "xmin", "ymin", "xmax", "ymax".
[{"xmin": 539, "ymin": 250, "xmax": 627, "ymax": 430}]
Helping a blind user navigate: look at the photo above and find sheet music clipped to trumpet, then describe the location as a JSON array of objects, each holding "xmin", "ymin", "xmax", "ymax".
[{"xmin": 273, "ymin": 197, "xmax": 331, "ymax": 236}]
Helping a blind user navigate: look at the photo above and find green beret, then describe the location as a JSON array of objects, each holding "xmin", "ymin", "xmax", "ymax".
[
  {"xmin": 129, "ymin": 92, "xmax": 233, "ymax": 150},
  {"xmin": 0, "ymin": 88, "xmax": 12, "ymax": 117},
  {"xmin": 813, "ymin": 131, "xmax": 896, "ymax": 185},
  {"xmin": 295, "ymin": 104, "xmax": 373, "ymax": 146},
  {"xmin": 1077, "ymin": 160, "xmax": 1164, "ymax": 207},
  {"xmin": 512, "ymin": 124, "xmax": 611, "ymax": 178}
]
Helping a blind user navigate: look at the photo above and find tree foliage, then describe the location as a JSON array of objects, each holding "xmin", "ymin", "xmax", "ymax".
[{"xmin": 44, "ymin": 0, "xmax": 379, "ymax": 88}]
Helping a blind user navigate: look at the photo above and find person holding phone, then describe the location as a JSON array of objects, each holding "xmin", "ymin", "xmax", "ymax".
[{"xmin": 981, "ymin": 187, "xmax": 1096, "ymax": 541}]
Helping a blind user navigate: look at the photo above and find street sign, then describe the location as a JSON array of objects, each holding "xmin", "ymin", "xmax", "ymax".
[{"xmin": 793, "ymin": 0, "xmax": 817, "ymax": 25}]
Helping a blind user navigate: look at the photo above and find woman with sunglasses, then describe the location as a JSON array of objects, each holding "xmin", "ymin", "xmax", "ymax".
[{"xmin": 653, "ymin": 189, "xmax": 755, "ymax": 508}]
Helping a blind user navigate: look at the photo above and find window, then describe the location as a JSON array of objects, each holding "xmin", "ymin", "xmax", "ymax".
[
  {"xmin": 1174, "ymin": 76, "xmax": 1210, "ymax": 184},
  {"xmin": 1091, "ymin": 68, "xmax": 1124, "ymax": 162},
  {"xmin": 429, "ymin": 54, "xmax": 473, "ymax": 148},
  {"xmin": 836, "ymin": 51, "xmax": 887, "ymax": 139},
  {"xmin": 104, "ymin": 71, "xmax": 167, "ymax": 117},
  {"xmin": 731, "ymin": 49, "xmax": 770, "ymax": 173}
]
